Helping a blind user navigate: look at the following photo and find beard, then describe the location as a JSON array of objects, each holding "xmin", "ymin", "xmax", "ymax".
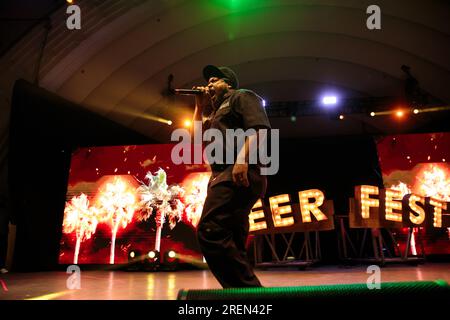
[{"xmin": 211, "ymin": 89, "xmax": 226, "ymax": 109}]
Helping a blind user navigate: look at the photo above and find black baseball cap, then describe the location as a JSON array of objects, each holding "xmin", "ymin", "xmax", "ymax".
[{"xmin": 203, "ymin": 65, "xmax": 239, "ymax": 89}]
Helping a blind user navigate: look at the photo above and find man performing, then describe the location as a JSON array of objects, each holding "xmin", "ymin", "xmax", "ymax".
[{"xmin": 192, "ymin": 65, "xmax": 271, "ymax": 288}]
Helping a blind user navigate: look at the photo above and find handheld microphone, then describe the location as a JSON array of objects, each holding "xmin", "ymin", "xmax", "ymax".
[{"xmin": 174, "ymin": 89, "xmax": 202, "ymax": 95}]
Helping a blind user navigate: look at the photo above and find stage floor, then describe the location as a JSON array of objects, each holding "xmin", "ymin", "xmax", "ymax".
[{"xmin": 1, "ymin": 263, "xmax": 449, "ymax": 300}]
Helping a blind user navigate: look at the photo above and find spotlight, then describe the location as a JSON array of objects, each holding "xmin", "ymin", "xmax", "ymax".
[
  {"xmin": 183, "ymin": 119, "xmax": 192, "ymax": 128},
  {"xmin": 339, "ymin": 114, "xmax": 344, "ymax": 120},
  {"xmin": 167, "ymin": 120, "xmax": 173, "ymax": 125},
  {"xmin": 164, "ymin": 250, "xmax": 179, "ymax": 270},
  {"xmin": 370, "ymin": 112, "xmax": 375, "ymax": 117},
  {"xmin": 127, "ymin": 250, "xmax": 142, "ymax": 271},
  {"xmin": 144, "ymin": 250, "xmax": 160, "ymax": 271},
  {"xmin": 413, "ymin": 109, "xmax": 419, "ymax": 114},
  {"xmin": 396, "ymin": 110, "xmax": 405, "ymax": 118},
  {"xmin": 128, "ymin": 250, "xmax": 140, "ymax": 262},
  {"xmin": 322, "ymin": 96, "xmax": 337, "ymax": 106}
]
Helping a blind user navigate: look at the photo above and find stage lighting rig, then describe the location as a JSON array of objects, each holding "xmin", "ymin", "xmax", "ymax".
[
  {"xmin": 143, "ymin": 250, "xmax": 160, "ymax": 271},
  {"xmin": 127, "ymin": 250, "xmax": 142, "ymax": 271},
  {"xmin": 163, "ymin": 250, "xmax": 179, "ymax": 271}
]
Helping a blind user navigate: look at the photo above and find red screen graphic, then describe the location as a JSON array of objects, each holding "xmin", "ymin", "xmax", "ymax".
[
  {"xmin": 59, "ymin": 144, "xmax": 210, "ymax": 265},
  {"xmin": 376, "ymin": 132, "xmax": 450, "ymax": 254}
]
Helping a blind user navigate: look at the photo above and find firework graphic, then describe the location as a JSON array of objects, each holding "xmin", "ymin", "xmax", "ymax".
[
  {"xmin": 181, "ymin": 173, "xmax": 210, "ymax": 227},
  {"xmin": 62, "ymin": 193, "xmax": 99, "ymax": 264},
  {"xmin": 388, "ymin": 162, "xmax": 450, "ymax": 246},
  {"xmin": 413, "ymin": 164, "xmax": 450, "ymax": 201},
  {"xmin": 60, "ymin": 144, "xmax": 210, "ymax": 264},
  {"xmin": 137, "ymin": 168, "xmax": 185, "ymax": 252},
  {"xmin": 95, "ymin": 176, "xmax": 138, "ymax": 264}
]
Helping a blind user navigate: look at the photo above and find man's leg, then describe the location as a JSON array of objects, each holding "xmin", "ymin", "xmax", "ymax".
[{"xmin": 197, "ymin": 182, "xmax": 262, "ymax": 288}]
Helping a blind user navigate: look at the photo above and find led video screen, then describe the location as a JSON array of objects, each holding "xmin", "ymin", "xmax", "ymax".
[
  {"xmin": 376, "ymin": 132, "xmax": 450, "ymax": 254},
  {"xmin": 59, "ymin": 144, "xmax": 210, "ymax": 265}
]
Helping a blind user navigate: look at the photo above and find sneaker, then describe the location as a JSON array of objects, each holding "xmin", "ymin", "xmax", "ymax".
[{"xmin": 0, "ymin": 268, "xmax": 8, "ymax": 274}]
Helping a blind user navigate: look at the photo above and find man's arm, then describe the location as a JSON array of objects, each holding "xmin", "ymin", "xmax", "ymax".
[
  {"xmin": 191, "ymin": 86, "xmax": 212, "ymax": 138},
  {"xmin": 233, "ymin": 129, "xmax": 267, "ymax": 187}
]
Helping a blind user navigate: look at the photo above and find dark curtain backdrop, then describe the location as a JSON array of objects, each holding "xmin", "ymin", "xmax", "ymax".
[{"xmin": 9, "ymin": 79, "xmax": 154, "ymax": 271}]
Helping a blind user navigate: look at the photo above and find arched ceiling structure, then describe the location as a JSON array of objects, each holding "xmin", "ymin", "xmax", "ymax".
[{"xmin": 1, "ymin": 0, "xmax": 449, "ymax": 141}]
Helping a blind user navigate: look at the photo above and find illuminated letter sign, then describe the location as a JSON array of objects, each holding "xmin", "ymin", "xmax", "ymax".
[
  {"xmin": 299, "ymin": 189, "xmax": 328, "ymax": 223},
  {"xmin": 249, "ymin": 185, "xmax": 449, "ymax": 234},
  {"xmin": 249, "ymin": 199, "xmax": 268, "ymax": 232},
  {"xmin": 249, "ymin": 189, "xmax": 334, "ymax": 234},
  {"xmin": 402, "ymin": 194, "xmax": 426, "ymax": 227},
  {"xmin": 351, "ymin": 185, "xmax": 449, "ymax": 229},
  {"xmin": 379, "ymin": 188, "xmax": 403, "ymax": 228},
  {"xmin": 428, "ymin": 198, "xmax": 447, "ymax": 228},
  {"xmin": 270, "ymin": 194, "xmax": 294, "ymax": 227},
  {"xmin": 351, "ymin": 185, "xmax": 380, "ymax": 228}
]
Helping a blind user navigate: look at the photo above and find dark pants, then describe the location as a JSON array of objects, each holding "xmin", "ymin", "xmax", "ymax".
[{"xmin": 197, "ymin": 170, "xmax": 265, "ymax": 288}]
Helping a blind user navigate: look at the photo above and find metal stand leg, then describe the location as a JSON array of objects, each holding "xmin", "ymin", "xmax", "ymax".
[
  {"xmin": 359, "ymin": 229, "xmax": 368, "ymax": 258},
  {"xmin": 377, "ymin": 230, "xmax": 385, "ymax": 264},
  {"xmin": 264, "ymin": 234, "xmax": 280, "ymax": 263},
  {"xmin": 387, "ymin": 229, "xmax": 401, "ymax": 256},
  {"xmin": 281, "ymin": 233, "xmax": 296, "ymax": 261},
  {"xmin": 418, "ymin": 228, "xmax": 426, "ymax": 260},
  {"xmin": 315, "ymin": 231, "xmax": 321, "ymax": 260},
  {"xmin": 403, "ymin": 227, "xmax": 412, "ymax": 260},
  {"xmin": 340, "ymin": 218, "xmax": 348, "ymax": 259},
  {"xmin": 371, "ymin": 229, "xmax": 380, "ymax": 262}
]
